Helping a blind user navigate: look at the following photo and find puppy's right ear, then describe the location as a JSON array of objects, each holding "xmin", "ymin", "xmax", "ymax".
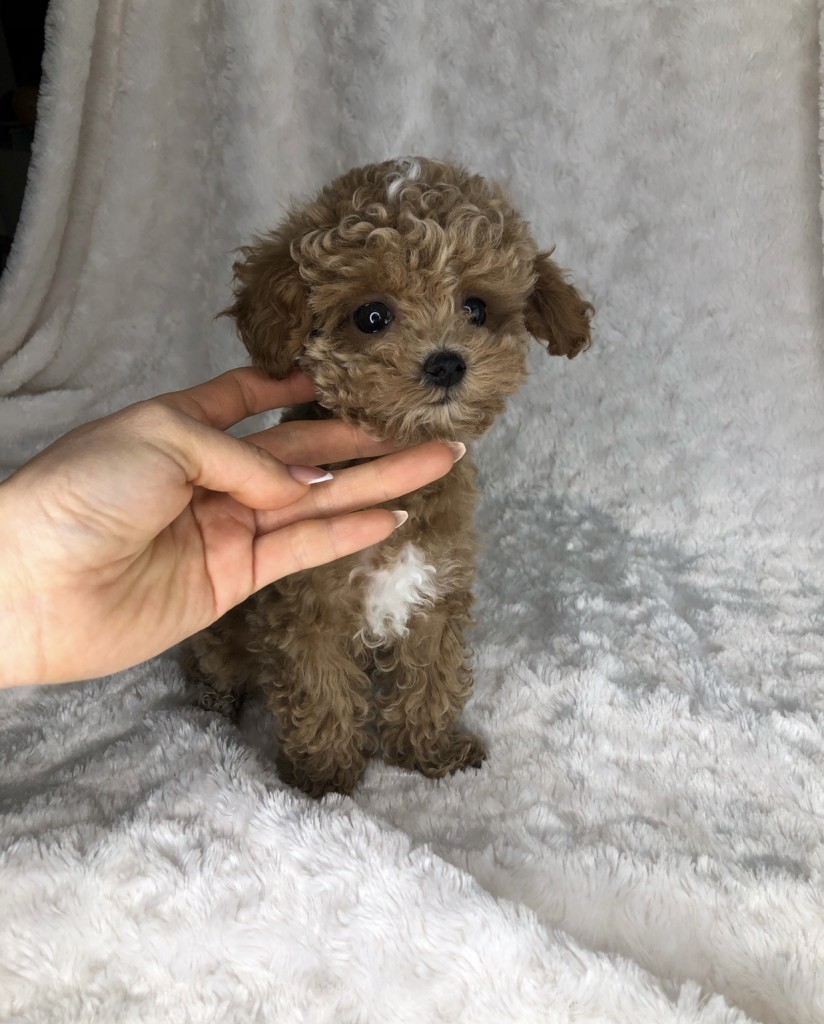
[{"xmin": 221, "ymin": 232, "xmax": 311, "ymax": 379}]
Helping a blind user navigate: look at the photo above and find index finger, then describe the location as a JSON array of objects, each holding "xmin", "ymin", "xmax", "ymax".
[{"xmin": 157, "ymin": 367, "xmax": 317, "ymax": 429}]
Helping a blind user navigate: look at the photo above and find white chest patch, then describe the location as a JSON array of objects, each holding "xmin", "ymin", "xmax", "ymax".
[{"xmin": 357, "ymin": 542, "xmax": 439, "ymax": 644}]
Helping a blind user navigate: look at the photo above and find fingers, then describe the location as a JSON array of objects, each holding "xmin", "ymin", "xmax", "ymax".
[
  {"xmin": 158, "ymin": 414, "xmax": 313, "ymax": 511},
  {"xmin": 254, "ymin": 441, "xmax": 458, "ymax": 534},
  {"xmin": 158, "ymin": 367, "xmax": 317, "ymax": 429},
  {"xmin": 246, "ymin": 417, "xmax": 398, "ymax": 467},
  {"xmin": 138, "ymin": 368, "xmax": 417, "ymax": 515},
  {"xmin": 252, "ymin": 509, "xmax": 405, "ymax": 589}
]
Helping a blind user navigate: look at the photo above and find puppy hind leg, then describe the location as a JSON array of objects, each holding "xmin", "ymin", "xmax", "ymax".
[{"xmin": 182, "ymin": 604, "xmax": 255, "ymax": 719}]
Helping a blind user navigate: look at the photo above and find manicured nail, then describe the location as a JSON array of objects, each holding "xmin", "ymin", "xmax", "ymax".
[
  {"xmin": 391, "ymin": 511, "xmax": 409, "ymax": 530},
  {"xmin": 288, "ymin": 465, "xmax": 334, "ymax": 485},
  {"xmin": 445, "ymin": 442, "xmax": 466, "ymax": 462}
]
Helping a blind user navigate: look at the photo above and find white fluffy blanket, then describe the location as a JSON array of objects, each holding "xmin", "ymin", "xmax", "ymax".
[{"xmin": 1, "ymin": 2, "xmax": 822, "ymax": 1021}]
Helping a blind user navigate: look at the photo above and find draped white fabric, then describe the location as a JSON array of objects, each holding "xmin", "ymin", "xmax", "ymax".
[{"xmin": 1, "ymin": 2, "xmax": 822, "ymax": 1021}]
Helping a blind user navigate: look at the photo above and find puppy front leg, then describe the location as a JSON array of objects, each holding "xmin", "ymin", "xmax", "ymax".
[
  {"xmin": 376, "ymin": 597, "xmax": 486, "ymax": 778},
  {"xmin": 261, "ymin": 646, "xmax": 374, "ymax": 799}
]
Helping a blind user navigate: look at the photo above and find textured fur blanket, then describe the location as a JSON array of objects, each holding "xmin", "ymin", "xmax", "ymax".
[{"xmin": 1, "ymin": 2, "xmax": 822, "ymax": 1022}]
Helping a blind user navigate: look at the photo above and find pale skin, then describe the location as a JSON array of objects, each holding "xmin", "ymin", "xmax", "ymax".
[{"xmin": 0, "ymin": 367, "xmax": 462, "ymax": 688}]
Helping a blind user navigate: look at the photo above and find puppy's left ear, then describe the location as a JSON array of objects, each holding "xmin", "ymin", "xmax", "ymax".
[{"xmin": 525, "ymin": 249, "xmax": 593, "ymax": 358}]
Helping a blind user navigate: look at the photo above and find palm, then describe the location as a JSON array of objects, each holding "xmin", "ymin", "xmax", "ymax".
[{"xmin": 82, "ymin": 489, "xmax": 262, "ymax": 670}]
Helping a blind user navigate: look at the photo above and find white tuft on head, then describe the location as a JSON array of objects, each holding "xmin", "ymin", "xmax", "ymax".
[{"xmin": 386, "ymin": 157, "xmax": 423, "ymax": 200}]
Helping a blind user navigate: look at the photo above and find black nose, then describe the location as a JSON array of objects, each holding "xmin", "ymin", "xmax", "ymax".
[{"xmin": 422, "ymin": 350, "xmax": 467, "ymax": 389}]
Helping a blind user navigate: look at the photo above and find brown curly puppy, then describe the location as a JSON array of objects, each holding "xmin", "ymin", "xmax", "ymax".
[{"xmin": 185, "ymin": 157, "xmax": 592, "ymax": 798}]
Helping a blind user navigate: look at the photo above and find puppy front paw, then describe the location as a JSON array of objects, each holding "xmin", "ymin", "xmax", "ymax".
[
  {"xmin": 276, "ymin": 750, "xmax": 368, "ymax": 799},
  {"xmin": 384, "ymin": 730, "xmax": 487, "ymax": 778}
]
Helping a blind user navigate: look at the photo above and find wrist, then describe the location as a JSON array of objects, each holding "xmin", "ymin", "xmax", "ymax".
[{"xmin": 0, "ymin": 479, "xmax": 47, "ymax": 687}]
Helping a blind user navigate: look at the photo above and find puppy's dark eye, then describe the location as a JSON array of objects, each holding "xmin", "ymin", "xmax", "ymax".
[
  {"xmin": 353, "ymin": 301, "xmax": 394, "ymax": 334},
  {"xmin": 463, "ymin": 297, "xmax": 487, "ymax": 326}
]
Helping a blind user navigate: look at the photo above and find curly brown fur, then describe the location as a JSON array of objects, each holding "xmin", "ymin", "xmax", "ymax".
[{"xmin": 186, "ymin": 156, "xmax": 592, "ymax": 797}]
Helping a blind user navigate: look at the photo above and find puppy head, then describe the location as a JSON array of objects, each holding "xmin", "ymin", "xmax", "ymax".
[{"xmin": 225, "ymin": 157, "xmax": 592, "ymax": 444}]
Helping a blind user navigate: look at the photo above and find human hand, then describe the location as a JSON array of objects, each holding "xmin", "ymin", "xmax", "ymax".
[{"xmin": 0, "ymin": 368, "xmax": 461, "ymax": 687}]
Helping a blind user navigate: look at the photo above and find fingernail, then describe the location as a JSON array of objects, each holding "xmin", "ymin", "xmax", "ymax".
[
  {"xmin": 445, "ymin": 442, "xmax": 466, "ymax": 462},
  {"xmin": 391, "ymin": 511, "xmax": 409, "ymax": 530},
  {"xmin": 288, "ymin": 465, "xmax": 334, "ymax": 485}
]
